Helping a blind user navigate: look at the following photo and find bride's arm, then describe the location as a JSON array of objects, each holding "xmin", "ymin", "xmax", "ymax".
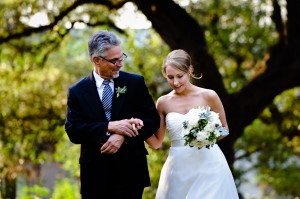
[
  {"xmin": 207, "ymin": 90, "xmax": 229, "ymax": 140},
  {"xmin": 146, "ymin": 98, "xmax": 166, "ymax": 149}
]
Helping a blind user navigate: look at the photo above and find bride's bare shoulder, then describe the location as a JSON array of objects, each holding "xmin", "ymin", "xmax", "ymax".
[
  {"xmin": 157, "ymin": 93, "xmax": 173, "ymax": 105},
  {"xmin": 194, "ymin": 87, "xmax": 219, "ymax": 104},
  {"xmin": 197, "ymin": 87, "xmax": 217, "ymax": 96},
  {"xmin": 157, "ymin": 93, "xmax": 175, "ymax": 113}
]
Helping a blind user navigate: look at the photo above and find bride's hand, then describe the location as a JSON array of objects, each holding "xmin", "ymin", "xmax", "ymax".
[
  {"xmin": 130, "ymin": 117, "xmax": 144, "ymax": 132},
  {"xmin": 107, "ymin": 119, "xmax": 143, "ymax": 137}
]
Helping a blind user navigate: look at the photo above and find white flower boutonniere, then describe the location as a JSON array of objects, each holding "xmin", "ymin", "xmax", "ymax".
[{"xmin": 115, "ymin": 86, "xmax": 127, "ymax": 98}]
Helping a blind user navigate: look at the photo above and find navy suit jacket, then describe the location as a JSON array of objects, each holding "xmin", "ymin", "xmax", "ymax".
[{"xmin": 65, "ymin": 71, "xmax": 160, "ymax": 196}]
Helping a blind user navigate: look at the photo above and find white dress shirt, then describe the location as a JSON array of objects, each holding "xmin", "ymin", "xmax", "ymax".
[
  {"xmin": 93, "ymin": 69, "xmax": 113, "ymax": 136},
  {"xmin": 93, "ymin": 69, "xmax": 114, "ymax": 101}
]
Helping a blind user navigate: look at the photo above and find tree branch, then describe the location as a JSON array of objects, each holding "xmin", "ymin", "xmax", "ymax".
[
  {"xmin": 271, "ymin": 0, "xmax": 285, "ymax": 45},
  {"xmin": 286, "ymin": 0, "xmax": 300, "ymax": 45},
  {"xmin": 0, "ymin": 0, "xmax": 86, "ymax": 44},
  {"xmin": 132, "ymin": 0, "xmax": 228, "ymax": 99},
  {"xmin": 229, "ymin": 52, "xmax": 300, "ymax": 133},
  {"xmin": 0, "ymin": 0, "xmax": 127, "ymax": 45}
]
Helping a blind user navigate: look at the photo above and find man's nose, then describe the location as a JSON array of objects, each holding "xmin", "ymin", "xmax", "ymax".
[{"xmin": 115, "ymin": 61, "xmax": 123, "ymax": 67}]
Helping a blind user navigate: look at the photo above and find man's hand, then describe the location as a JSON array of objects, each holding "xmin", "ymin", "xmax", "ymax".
[
  {"xmin": 107, "ymin": 118, "xmax": 144, "ymax": 137},
  {"xmin": 100, "ymin": 134, "xmax": 125, "ymax": 154}
]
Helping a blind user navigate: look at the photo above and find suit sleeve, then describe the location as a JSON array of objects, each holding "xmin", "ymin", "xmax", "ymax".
[
  {"xmin": 65, "ymin": 87, "xmax": 109, "ymax": 145},
  {"xmin": 130, "ymin": 76, "xmax": 160, "ymax": 141}
]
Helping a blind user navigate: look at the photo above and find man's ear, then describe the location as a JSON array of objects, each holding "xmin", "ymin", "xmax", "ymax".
[{"xmin": 93, "ymin": 56, "xmax": 101, "ymax": 64}]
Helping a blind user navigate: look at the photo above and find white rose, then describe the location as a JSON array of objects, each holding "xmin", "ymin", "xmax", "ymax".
[
  {"xmin": 195, "ymin": 141, "xmax": 206, "ymax": 148},
  {"xmin": 202, "ymin": 139, "xmax": 211, "ymax": 145},
  {"xmin": 196, "ymin": 131, "xmax": 209, "ymax": 141},
  {"xmin": 203, "ymin": 123, "xmax": 215, "ymax": 132},
  {"xmin": 187, "ymin": 108, "xmax": 199, "ymax": 116},
  {"xmin": 210, "ymin": 111, "xmax": 222, "ymax": 124},
  {"xmin": 187, "ymin": 114, "xmax": 199, "ymax": 127}
]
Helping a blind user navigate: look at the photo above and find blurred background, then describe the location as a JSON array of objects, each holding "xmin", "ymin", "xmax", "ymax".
[{"xmin": 0, "ymin": 0, "xmax": 300, "ymax": 198}]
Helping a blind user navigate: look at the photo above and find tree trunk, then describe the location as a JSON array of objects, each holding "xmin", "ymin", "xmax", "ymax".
[{"xmin": 1, "ymin": 174, "xmax": 17, "ymax": 199}]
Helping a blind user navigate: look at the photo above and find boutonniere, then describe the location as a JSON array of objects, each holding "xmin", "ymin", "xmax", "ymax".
[{"xmin": 115, "ymin": 86, "xmax": 127, "ymax": 98}]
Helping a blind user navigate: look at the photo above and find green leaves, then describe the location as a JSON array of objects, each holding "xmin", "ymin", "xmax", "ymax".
[
  {"xmin": 235, "ymin": 88, "xmax": 300, "ymax": 197},
  {"xmin": 198, "ymin": 119, "xmax": 208, "ymax": 130}
]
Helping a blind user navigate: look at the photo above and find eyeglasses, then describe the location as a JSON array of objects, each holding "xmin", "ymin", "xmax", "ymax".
[{"xmin": 98, "ymin": 53, "xmax": 127, "ymax": 66}]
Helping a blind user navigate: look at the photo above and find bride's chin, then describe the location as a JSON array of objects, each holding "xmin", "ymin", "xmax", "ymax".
[{"xmin": 174, "ymin": 88, "xmax": 183, "ymax": 94}]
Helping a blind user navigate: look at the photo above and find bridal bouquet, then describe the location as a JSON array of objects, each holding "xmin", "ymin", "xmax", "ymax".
[{"xmin": 182, "ymin": 106, "xmax": 228, "ymax": 149}]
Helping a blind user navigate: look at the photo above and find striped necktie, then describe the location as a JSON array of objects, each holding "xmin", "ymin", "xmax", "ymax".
[{"xmin": 102, "ymin": 80, "xmax": 113, "ymax": 120}]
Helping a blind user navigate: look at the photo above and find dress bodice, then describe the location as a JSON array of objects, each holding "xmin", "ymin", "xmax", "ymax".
[{"xmin": 166, "ymin": 112, "xmax": 186, "ymax": 144}]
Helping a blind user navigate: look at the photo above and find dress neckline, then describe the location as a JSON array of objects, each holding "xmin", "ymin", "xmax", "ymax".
[
  {"xmin": 166, "ymin": 112, "xmax": 187, "ymax": 118},
  {"xmin": 166, "ymin": 105, "xmax": 208, "ymax": 118}
]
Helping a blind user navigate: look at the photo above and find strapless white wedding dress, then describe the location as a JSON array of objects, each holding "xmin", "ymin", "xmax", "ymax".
[{"xmin": 155, "ymin": 112, "xmax": 239, "ymax": 199}]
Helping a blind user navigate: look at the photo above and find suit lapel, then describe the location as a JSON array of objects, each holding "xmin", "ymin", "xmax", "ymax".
[
  {"xmin": 111, "ymin": 74, "xmax": 127, "ymax": 120},
  {"xmin": 81, "ymin": 72, "xmax": 128, "ymax": 121},
  {"xmin": 82, "ymin": 73, "xmax": 106, "ymax": 119}
]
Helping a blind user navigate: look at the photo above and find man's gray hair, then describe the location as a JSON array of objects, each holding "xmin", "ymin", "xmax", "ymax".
[{"xmin": 88, "ymin": 30, "xmax": 121, "ymax": 62}]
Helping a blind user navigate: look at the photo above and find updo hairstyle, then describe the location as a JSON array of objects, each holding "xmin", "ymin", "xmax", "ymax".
[{"xmin": 162, "ymin": 49, "xmax": 201, "ymax": 79}]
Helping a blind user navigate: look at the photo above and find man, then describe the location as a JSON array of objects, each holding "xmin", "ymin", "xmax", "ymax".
[{"xmin": 65, "ymin": 30, "xmax": 160, "ymax": 199}]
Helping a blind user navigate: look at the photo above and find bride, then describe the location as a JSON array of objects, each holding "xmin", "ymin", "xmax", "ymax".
[{"xmin": 146, "ymin": 49, "xmax": 239, "ymax": 199}]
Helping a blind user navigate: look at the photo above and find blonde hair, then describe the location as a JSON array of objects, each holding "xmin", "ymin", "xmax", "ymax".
[{"xmin": 162, "ymin": 49, "xmax": 202, "ymax": 79}]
